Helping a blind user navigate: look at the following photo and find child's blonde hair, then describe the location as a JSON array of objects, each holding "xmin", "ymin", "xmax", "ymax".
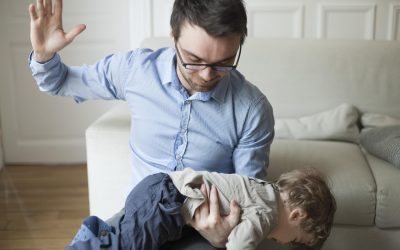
[{"xmin": 274, "ymin": 168, "xmax": 336, "ymax": 249}]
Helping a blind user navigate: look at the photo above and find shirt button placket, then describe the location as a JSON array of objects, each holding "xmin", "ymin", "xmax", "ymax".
[{"xmin": 175, "ymin": 100, "xmax": 191, "ymax": 170}]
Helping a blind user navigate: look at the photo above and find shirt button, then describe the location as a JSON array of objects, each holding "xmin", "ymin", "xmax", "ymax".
[
  {"xmin": 100, "ymin": 230, "xmax": 108, "ymax": 236},
  {"xmin": 176, "ymin": 154, "xmax": 181, "ymax": 160}
]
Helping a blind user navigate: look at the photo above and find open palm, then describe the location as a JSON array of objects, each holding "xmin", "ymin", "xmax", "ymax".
[{"xmin": 29, "ymin": 0, "xmax": 85, "ymax": 62}]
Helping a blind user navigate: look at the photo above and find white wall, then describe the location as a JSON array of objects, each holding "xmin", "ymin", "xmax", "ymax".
[{"xmin": 129, "ymin": 0, "xmax": 400, "ymax": 48}]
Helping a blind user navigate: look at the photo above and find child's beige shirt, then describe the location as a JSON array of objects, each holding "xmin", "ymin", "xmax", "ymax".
[{"xmin": 169, "ymin": 168, "xmax": 278, "ymax": 250}]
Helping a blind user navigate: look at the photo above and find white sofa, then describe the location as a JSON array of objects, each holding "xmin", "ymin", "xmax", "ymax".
[{"xmin": 86, "ymin": 38, "xmax": 400, "ymax": 250}]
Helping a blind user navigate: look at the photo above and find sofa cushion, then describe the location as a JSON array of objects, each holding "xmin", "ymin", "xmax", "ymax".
[
  {"xmin": 275, "ymin": 103, "xmax": 359, "ymax": 143},
  {"xmin": 361, "ymin": 113, "xmax": 400, "ymax": 128},
  {"xmin": 237, "ymin": 39, "xmax": 400, "ymax": 119},
  {"xmin": 360, "ymin": 126, "xmax": 400, "ymax": 168},
  {"xmin": 365, "ymin": 153, "xmax": 400, "ymax": 228},
  {"xmin": 266, "ymin": 139, "xmax": 376, "ymax": 226}
]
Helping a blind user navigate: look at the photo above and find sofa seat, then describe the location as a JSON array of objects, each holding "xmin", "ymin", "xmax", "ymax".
[
  {"xmin": 266, "ymin": 139, "xmax": 376, "ymax": 226},
  {"xmin": 366, "ymin": 153, "xmax": 400, "ymax": 228}
]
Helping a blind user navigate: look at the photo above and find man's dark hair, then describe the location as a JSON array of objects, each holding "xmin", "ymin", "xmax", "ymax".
[{"xmin": 170, "ymin": 0, "xmax": 248, "ymax": 44}]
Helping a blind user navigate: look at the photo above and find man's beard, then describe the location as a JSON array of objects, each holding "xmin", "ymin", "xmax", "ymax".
[{"xmin": 177, "ymin": 65, "xmax": 220, "ymax": 93}]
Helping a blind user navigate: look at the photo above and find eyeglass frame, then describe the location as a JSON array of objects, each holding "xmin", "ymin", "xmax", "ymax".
[{"xmin": 174, "ymin": 42, "xmax": 242, "ymax": 72}]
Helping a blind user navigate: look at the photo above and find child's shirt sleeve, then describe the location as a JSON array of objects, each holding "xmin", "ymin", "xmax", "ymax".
[{"xmin": 225, "ymin": 210, "xmax": 270, "ymax": 250}]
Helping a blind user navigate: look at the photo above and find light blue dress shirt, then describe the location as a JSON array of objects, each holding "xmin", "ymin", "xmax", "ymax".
[{"xmin": 29, "ymin": 47, "xmax": 274, "ymax": 186}]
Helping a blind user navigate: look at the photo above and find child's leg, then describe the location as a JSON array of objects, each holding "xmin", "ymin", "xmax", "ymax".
[
  {"xmin": 70, "ymin": 216, "xmax": 114, "ymax": 245},
  {"xmin": 67, "ymin": 216, "xmax": 119, "ymax": 250},
  {"xmin": 120, "ymin": 173, "xmax": 187, "ymax": 250}
]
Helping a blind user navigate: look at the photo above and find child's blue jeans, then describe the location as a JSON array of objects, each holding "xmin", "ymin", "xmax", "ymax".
[{"xmin": 67, "ymin": 173, "xmax": 187, "ymax": 250}]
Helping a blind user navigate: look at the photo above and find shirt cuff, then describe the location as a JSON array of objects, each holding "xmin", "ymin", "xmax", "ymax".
[{"xmin": 28, "ymin": 51, "xmax": 60, "ymax": 70}]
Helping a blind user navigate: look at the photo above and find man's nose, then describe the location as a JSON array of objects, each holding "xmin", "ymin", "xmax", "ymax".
[{"xmin": 198, "ymin": 66, "xmax": 215, "ymax": 81}]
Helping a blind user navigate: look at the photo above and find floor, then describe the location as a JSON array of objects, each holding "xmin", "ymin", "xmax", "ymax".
[{"xmin": 0, "ymin": 165, "xmax": 89, "ymax": 250}]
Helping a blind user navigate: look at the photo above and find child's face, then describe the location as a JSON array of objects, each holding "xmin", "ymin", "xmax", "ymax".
[
  {"xmin": 267, "ymin": 196, "xmax": 314, "ymax": 246},
  {"xmin": 267, "ymin": 220, "xmax": 313, "ymax": 246}
]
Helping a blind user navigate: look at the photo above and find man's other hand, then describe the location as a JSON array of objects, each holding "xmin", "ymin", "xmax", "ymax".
[{"xmin": 189, "ymin": 184, "xmax": 241, "ymax": 248}]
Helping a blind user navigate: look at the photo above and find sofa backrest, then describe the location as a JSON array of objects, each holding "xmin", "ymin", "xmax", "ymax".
[{"xmin": 140, "ymin": 37, "xmax": 400, "ymax": 118}]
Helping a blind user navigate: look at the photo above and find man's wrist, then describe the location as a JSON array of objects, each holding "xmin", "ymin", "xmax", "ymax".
[{"xmin": 33, "ymin": 51, "xmax": 55, "ymax": 63}]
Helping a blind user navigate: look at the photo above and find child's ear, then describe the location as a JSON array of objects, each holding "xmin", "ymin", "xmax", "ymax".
[{"xmin": 289, "ymin": 208, "xmax": 307, "ymax": 222}]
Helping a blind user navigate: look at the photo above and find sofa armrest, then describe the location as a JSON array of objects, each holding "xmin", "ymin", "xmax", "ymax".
[{"xmin": 86, "ymin": 103, "xmax": 131, "ymax": 219}]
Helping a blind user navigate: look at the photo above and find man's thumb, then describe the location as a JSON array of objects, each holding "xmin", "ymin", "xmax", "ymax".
[{"xmin": 65, "ymin": 24, "xmax": 86, "ymax": 43}]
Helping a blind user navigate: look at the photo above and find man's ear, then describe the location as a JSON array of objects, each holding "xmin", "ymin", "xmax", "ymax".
[
  {"xmin": 170, "ymin": 30, "xmax": 177, "ymax": 43},
  {"xmin": 289, "ymin": 208, "xmax": 307, "ymax": 222}
]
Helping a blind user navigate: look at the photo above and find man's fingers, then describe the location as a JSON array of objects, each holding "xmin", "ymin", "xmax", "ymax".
[
  {"xmin": 54, "ymin": 0, "xmax": 62, "ymax": 17},
  {"xmin": 190, "ymin": 184, "xmax": 210, "ymax": 229},
  {"xmin": 200, "ymin": 184, "xmax": 209, "ymax": 202},
  {"xmin": 36, "ymin": 0, "xmax": 44, "ymax": 14},
  {"xmin": 44, "ymin": 0, "xmax": 52, "ymax": 14},
  {"xmin": 65, "ymin": 24, "xmax": 86, "ymax": 43},
  {"xmin": 227, "ymin": 200, "xmax": 241, "ymax": 227},
  {"xmin": 29, "ymin": 4, "xmax": 38, "ymax": 20},
  {"xmin": 209, "ymin": 185, "xmax": 221, "ymax": 219},
  {"xmin": 199, "ymin": 184, "xmax": 210, "ymax": 217}
]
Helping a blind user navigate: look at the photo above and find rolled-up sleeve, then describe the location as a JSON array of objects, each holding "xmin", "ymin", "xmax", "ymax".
[{"xmin": 28, "ymin": 51, "xmax": 137, "ymax": 103}]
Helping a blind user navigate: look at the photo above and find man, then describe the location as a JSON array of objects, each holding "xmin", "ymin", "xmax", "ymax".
[{"xmin": 28, "ymin": 0, "xmax": 274, "ymax": 248}]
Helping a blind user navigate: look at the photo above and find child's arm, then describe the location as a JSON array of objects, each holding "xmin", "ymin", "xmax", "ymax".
[{"xmin": 225, "ymin": 214, "xmax": 266, "ymax": 250}]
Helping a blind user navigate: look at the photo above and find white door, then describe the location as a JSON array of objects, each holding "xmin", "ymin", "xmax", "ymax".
[{"xmin": 0, "ymin": 0, "xmax": 131, "ymax": 163}]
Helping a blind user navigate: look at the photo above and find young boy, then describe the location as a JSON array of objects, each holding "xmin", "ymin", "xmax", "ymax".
[{"xmin": 67, "ymin": 168, "xmax": 336, "ymax": 250}]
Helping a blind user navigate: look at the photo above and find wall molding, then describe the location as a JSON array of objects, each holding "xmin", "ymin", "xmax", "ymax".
[
  {"xmin": 247, "ymin": 3, "xmax": 305, "ymax": 38},
  {"xmin": 317, "ymin": 3, "xmax": 377, "ymax": 39},
  {"xmin": 388, "ymin": 3, "xmax": 400, "ymax": 40},
  {"xmin": 129, "ymin": 0, "xmax": 153, "ymax": 48}
]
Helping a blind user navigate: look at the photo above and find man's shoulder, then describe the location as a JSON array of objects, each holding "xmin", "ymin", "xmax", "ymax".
[
  {"xmin": 228, "ymin": 70, "xmax": 270, "ymax": 110},
  {"xmin": 229, "ymin": 70, "xmax": 266, "ymax": 100},
  {"xmin": 116, "ymin": 47, "xmax": 175, "ymax": 65}
]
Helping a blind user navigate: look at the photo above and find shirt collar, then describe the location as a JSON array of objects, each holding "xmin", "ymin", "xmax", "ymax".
[
  {"xmin": 161, "ymin": 47, "xmax": 177, "ymax": 86},
  {"xmin": 210, "ymin": 74, "xmax": 230, "ymax": 103},
  {"xmin": 186, "ymin": 74, "xmax": 230, "ymax": 103}
]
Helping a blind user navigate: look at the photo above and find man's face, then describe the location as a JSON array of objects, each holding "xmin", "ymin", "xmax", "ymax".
[{"xmin": 174, "ymin": 22, "xmax": 242, "ymax": 95}]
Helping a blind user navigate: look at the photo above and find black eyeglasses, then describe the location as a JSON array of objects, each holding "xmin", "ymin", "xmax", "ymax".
[{"xmin": 175, "ymin": 42, "xmax": 242, "ymax": 73}]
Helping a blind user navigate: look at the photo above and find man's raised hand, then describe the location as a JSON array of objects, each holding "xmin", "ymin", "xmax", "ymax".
[{"xmin": 29, "ymin": 0, "xmax": 86, "ymax": 62}]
